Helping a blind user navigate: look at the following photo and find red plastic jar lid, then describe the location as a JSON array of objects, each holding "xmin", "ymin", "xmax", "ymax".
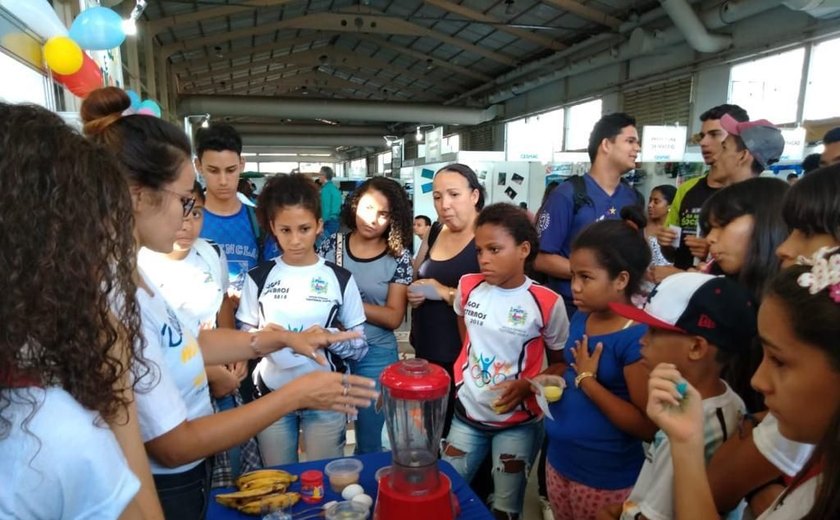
[
  {"xmin": 380, "ymin": 359, "xmax": 450, "ymax": 400},
  {"xmin": 301, "ymin": 470, "xmax": 324, "ymax": 485}
]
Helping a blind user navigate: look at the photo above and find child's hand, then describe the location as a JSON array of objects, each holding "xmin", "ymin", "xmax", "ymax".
[
  {"xmin": 491, "ymin": 379, "xmax": 532, "ymax": 414},
  {"xmin": 646, "ymin": 363, "xmax": 703, "ymax": 445},
  {"xmin": 570, "ymin": 335, "xmax": 603, "ymax": 376}
]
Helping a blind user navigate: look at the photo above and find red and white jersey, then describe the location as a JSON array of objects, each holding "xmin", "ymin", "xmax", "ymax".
[{"xmin": 453, "ymin": 274, "xmax": 569, "ymax": 427}]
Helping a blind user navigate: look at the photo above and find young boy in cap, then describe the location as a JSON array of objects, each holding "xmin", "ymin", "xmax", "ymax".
[{"xmin": 598, "ymin": 272, "xmax": 757, "ymax": 520}]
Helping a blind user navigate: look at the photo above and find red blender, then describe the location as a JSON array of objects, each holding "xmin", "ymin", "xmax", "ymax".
[{"xmin": 375, "ymin": 359, "xmax": 458, "ymax": 520}]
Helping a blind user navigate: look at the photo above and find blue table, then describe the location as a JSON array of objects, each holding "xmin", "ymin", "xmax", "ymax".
[{"xmin": 207, "ymin": 452, "xmax": 493, "ymax": 519}]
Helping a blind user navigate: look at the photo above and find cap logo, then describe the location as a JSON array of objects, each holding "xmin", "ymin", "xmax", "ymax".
[{"xmin": 697, "ymin": 314, "xmax": 716, "ymax": 329}]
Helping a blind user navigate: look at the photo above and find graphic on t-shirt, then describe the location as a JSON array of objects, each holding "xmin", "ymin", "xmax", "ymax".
[
  {"xmin": 508, "ymin": 306, "xmax": 527, "ymax": 326},
  {"xmin": 162, "ymin": 308, "xmax": 184, "ymax": 348},
  {"xmin": 469, "ymin": 349, "xmax": 510, "ymax": 387},
  {"xmin": 310, "ymin": 276, "xmax": 328, "ymax": 295}
]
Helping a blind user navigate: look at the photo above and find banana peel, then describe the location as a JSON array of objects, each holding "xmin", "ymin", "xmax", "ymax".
[
  {"xmin": 216, "ymin": 469, "xmax": 301, "ymax": 515},
  {"xmin": 215, "ymin": 483, "xmax": 289, "ymax": 507}
]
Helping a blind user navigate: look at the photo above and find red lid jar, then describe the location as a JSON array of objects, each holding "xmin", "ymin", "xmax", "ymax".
[
  {"xmin": 380, "ymin": 358, "xmax": 450, "ymax": 400},
  {"xmin": 300, "ymin": 469, "xmax": 325, "ymax": 504}
]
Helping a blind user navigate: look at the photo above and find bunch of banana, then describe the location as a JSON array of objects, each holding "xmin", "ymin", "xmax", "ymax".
[{"xmin": 215, "ymin": 469, "xmax": 300, "ymax": 515}]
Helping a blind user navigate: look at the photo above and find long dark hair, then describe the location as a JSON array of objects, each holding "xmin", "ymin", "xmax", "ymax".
[
  {"xmin": 766, "ymin": 261, "xmax": 840, "ymax": 519},
  {"xmin": 782, "ymin": 163, "xmax": 840, "ymax": 242},
  {"xmin": 0, "ymin": 103, "xmax": 143, "ymax": 435},
  {"xmin": 700, "ymin": 177, "xmax": 789, "ymax": 303},
  {"xmin": 342, "ymin": 177, "xmax": 412, "ymax": 258}
]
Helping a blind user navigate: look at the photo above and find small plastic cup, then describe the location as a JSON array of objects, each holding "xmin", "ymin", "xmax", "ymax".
[
  {"xmin": 325, "ymin": 501, "xmax": 369, "ymax": 520},
  {"xmin": 325, "ymin": 458, "xmax": 364, "ymax": 493}
]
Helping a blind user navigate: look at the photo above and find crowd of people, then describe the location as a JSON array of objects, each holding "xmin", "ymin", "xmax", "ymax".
[{"xmin": 2, "ymin": 87, "xmax": 840, "ymax": 520}]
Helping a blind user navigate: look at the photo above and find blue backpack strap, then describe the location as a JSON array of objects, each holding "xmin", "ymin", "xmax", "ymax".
[
  {"xmin": 249, "ymin": 261, "xmax": 275, "ymax": 297},
  {"xmin": 567, "ymin": 175, "xmax": 592, "ymax": 215},
  {"xmin": 245, "ymin": 205, "xmax": 265, "ymax": 262}
]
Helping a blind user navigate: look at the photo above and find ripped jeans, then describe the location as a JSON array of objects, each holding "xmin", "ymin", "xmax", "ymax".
[{"xmin": 441, "ymin": 416, "xmax": 543, "ymax": 514}]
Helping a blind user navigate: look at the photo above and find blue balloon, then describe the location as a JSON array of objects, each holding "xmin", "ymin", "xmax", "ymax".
[
  {"xmin": 69, "ymin": 6, "xmax": 125, "ymax": 50},
  {"xmin": 138, "ymin": 99, "xmax": 161, "ymax": 118},
  {"xmin": 125, "ymin": 89, "xmax": 141, "ymax": 110}
]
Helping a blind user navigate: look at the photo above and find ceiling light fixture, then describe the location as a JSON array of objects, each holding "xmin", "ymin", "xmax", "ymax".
[
  {"xmin": 121, "ymin": 0, "xmax": 147, "ymax": 37},
  {"xmin": 384, "ymin": 135, "xmax": 399, "ymax": 145},
  {"xmin": 504, "ymin": 0, "xmax": 515, "ymax": 15},
  {"xmin": 415, "ymin": 124, "xmax": 434, "ymax": 142}
]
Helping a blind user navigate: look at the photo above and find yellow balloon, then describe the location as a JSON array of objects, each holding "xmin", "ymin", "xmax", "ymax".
[{"xmin": 43, "ymin": 36, "xmax": 83, "ymax": 75}]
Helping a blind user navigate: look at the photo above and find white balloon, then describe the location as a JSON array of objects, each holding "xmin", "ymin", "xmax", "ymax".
[{"xmin": 0, "ymin": 0, "xmax": 68, "ymax": 40}]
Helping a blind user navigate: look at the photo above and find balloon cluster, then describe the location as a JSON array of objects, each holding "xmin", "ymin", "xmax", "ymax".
[{"xmin": 0, "ymin": 0, "xmax": 160, "ymax": 114}]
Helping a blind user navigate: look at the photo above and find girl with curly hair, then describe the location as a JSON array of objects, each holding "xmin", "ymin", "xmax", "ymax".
[
  {"xmin": 0, "ymin": 102, "xmax": 145, "ymax": 518},
  {"xmin": 81, "ymin": 87, "xmax": 378, "ymax": 519},
  {"xmin": 318, "ymin": 176, "xmax": 414, "ymax": 453}
]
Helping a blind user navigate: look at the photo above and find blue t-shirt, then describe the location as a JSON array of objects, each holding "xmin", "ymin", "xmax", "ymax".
[
  {"xmin": 200, "ymin": 205, "xmax": 259, "ymax": 292},
  {"xmin": 545, "ymin": 311, "xmax": 647, "ymax": 490},
  {"xmin": 536, "ymin": 175, "xmax": 640, "ymax": 298}
]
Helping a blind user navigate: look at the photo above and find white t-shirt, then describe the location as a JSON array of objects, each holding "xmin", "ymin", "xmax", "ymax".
[
  {"xmin": 137, "ymin": 239, "xmax": 229, "ymax": 336},
  {"xmin": 756, "ymin": 475, "xmax": 819, "ymax": 520},
  {"xmin": 622, "ymin": 382, "xmax": 746, "ymax": 520},
  {"xmin": 0, "ymin": 387, "xmax": 140, "ymax": 519},
  {"xmin": 754, "ymin": 413, "xmax": 815, "ymax": 477},
  {"xmin": 237, "ymin": 257, "xmax": 366, "ymax": 391},
  {"xmin": 453, "ymin": 274, "xmax": 568, "ymax": 426},
  {"xmin": 135, "ymin": 268, "xmax": 214, "ymax": 474}
]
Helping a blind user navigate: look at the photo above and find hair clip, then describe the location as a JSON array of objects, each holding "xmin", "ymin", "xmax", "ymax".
[{"xmin": 796, "ymin": 246, "xmax": 840, "ymax": 303}]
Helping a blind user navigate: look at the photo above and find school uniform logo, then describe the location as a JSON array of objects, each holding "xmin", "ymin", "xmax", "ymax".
[
  {"xmin": 507, "ymin": 306, "xmax": 527, "ymax": 326},
  {"xmin": 310, "ymin": 277, "xmax": 328, "ymax": 295}
]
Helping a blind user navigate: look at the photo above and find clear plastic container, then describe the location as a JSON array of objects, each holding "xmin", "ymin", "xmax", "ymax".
[
  {"xmin": 324, "ymin": 458, "xmax": 364, "ymax": 493},
  {"xmin": 325, "ymin": 501, "xmax": 369, "ymax": 520},
  {"xmin": 374, "ymin": 465, "xmax": 392, "ymax": 483}
]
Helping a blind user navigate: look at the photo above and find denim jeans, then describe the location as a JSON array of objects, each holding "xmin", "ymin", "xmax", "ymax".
[
  {"xmin": 257, "ymin": 409, "xmax": 346, "ymax": 466},
  {"xmin": 153, "ymin": 459, "xmax": 211, "ymax": 520},
  {"xmin": 350, "ymin": 338, "xmax": 399, "ymax": 454},
  {"xmin": 441, "ymin": 417, "xmax": 543, "ymax": 514}
]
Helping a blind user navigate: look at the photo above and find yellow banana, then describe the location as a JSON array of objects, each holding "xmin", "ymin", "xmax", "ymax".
[
  {"xmin": 235, "ymin": 469, "xmax": 297, "ymax": 489},
  {"xmin": 215, "ymin": 484, "xmax": 289, "ymax": 508},
  {"xmin": 237, "ymin": 492, "xmax": 301, "ymax": 515},
  {"xmin": 239, "ymin": 477, "xmax": 290, "ymax": 492}
]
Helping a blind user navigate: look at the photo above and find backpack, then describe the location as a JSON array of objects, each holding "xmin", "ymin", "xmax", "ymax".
[
  {"xmin": 566, "ymin": 175, "xmax": 645, "ymax": 215},
  {"xmin": 244, "ymin": 204, "xmax": 266, "ymax": 262}
]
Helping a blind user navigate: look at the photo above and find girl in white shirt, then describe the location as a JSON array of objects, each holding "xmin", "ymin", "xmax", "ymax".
[
  {"xmin": 0, "ymin": 103, "xmax": 141, "ymax": 519},
  {"xmin": 647, "ymin": 247, "xmax": 840, "ymax": 520},
  {"xmin": 82, "ymin": 87, "xmax": 378, "ymax": 519}
]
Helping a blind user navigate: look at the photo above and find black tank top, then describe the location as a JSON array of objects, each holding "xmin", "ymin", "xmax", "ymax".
[{"xmin": 411, "ymin": 223, "xmax": 479, "ymax": 363}]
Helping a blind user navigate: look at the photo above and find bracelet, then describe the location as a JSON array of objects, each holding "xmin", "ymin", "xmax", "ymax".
[
  {"xmin": 574, "ymin": 371, "xmax": 595, "ymax": 388},
  {"xmin": 249, "ymin": 333, "xmax": 263, "ymax": 356}
]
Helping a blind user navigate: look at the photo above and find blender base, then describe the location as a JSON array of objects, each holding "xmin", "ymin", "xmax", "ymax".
[{"xmin": 374, "ymin": 472, "xmax": 458, "ymax": 520}]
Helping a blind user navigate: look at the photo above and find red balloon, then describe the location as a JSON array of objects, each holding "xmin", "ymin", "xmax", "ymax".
[{"xmin": 52, "ymin": 53, "xmax": 103, "ymax": 98}]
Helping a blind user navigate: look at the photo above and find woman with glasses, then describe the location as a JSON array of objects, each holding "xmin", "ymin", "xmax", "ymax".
[{"xmin": 81, "ymin": 87, "xmax": 379, "ymax": 519}]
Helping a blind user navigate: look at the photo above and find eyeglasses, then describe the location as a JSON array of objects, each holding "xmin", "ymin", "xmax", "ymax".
[{"xmin": 161, "ymin": 188, "xmax": 197, "ymax": 218}]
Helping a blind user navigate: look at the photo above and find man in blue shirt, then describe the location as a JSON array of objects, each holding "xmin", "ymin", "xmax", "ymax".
[
  {"xmin": 535, "ymin": 113, "xmax": 643, "ymax": 318},
  {"xmin": 318, "ymin": 166, "xmax": 342, "ymax": 246},
  {"xmin": 195, "ymin": 124, "xmax": 262, "ymax": 294}
]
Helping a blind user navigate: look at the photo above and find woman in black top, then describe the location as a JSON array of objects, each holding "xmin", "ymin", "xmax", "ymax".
[{"xmin": 409, "ymin": 163, "xmax": 485, "ymax": 435}]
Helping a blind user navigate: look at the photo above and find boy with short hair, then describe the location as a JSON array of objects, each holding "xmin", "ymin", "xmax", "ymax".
[{"xmin": 600, "ymin": 272, "xmax": 757, "ymax": 520}]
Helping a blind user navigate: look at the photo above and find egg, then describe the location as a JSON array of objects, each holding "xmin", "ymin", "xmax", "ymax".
[
  {"xmin": 352, "ymin": 494, "xmax": 373, "ymax": 509},
  {"xmin": 341, "ymin": 483, "xmax": 364, "ymax": 500},
  {"xmin": 543, "ymin": 385, "xmax": 564, "ymax": 402},
  {"xmin": 323, "ymin": 500, "xmax": 338, "ymax": 511}
]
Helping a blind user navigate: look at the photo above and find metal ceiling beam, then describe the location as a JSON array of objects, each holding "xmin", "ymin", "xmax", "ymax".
[
  {"xmin": 240, "ymin": 71, "xmax": 427, "ymax": 101},
  {"xmin": 172, "ymin": 36, "xmax": 327, "ymax": 73},
  {"xmin": 354, "ymin": 35, "xmax": 493, "ymax": 82},
  {"xmin": 241, "ymin": 134, "xmax": 387, "ymax": 147},
  {"xmin": 183, "ymin": 65, "xmax": 313, "ymax": 92},
  {"xmin": 147, "ymin": 0, "xmax": 296, "ymax": 35},
  {"xmin": 541, "ymin": 0, "xmax": 623, "ymax": 30},
  {"xmin": 162, "ymin": 11, "xmax": 516, "ymax": 66},
  {"xmin": 177, "ymin": 95, "xmax": 500, "ymax": 125},
  {"xmin": 424, "ymin": 0, "xmax": 566, "ymax": 51},
  {"xmin": 234, "ymin": 124, "xmax": 389, "ymax": 135}
]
